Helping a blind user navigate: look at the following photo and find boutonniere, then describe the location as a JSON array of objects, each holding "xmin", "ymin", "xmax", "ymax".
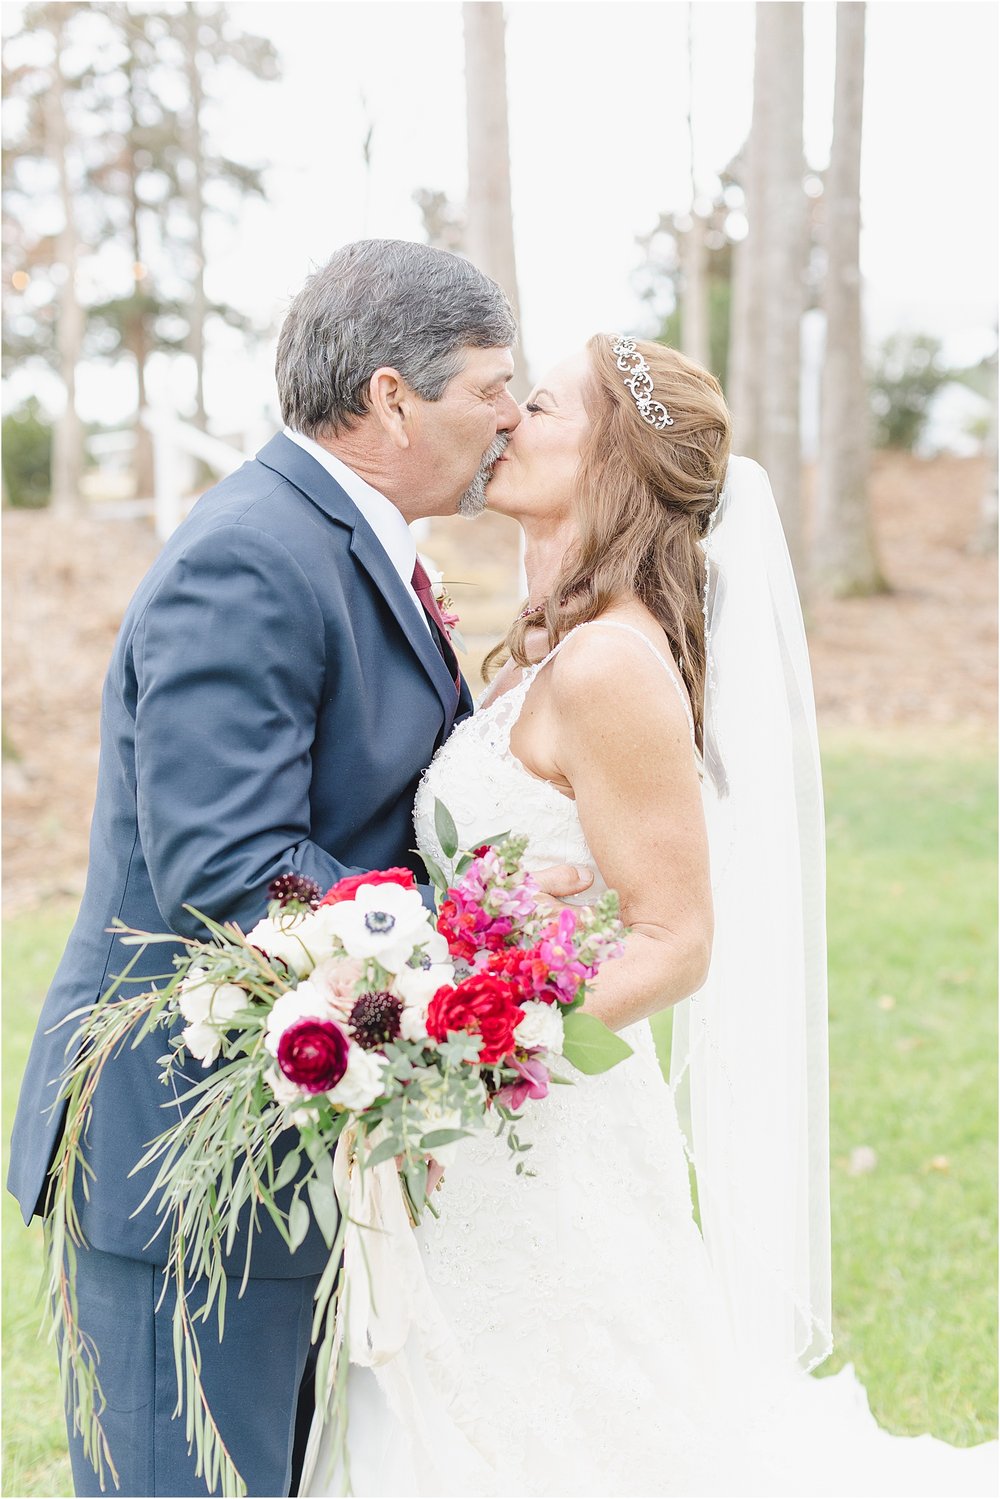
[{"xmin": 426, "ymin": 564, "xmax": 467, "ymax": 653}]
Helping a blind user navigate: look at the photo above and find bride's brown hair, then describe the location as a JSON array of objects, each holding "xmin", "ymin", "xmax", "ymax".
[{"xmin": 483, "ymin": 335, "xmax": 732, "ymax": 753}]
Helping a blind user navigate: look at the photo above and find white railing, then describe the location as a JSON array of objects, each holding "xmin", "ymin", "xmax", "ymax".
[
  {"xmin": 141, "ymin": 409, "xmax": 253, "ymax": 542},
  {"xmin": 88, "ymin": 415, "xmax": 442, "ymax": 552}
]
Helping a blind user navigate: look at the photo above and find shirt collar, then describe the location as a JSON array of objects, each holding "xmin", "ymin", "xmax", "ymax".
[{"xmin": 283, "ymin": 427, "xmax": 417, "ymax": 589}]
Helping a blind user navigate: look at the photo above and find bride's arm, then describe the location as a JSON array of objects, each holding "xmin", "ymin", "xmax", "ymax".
[{"xmin": 547, "ymin": 631, "xmax": 712, "ymax": 1030}]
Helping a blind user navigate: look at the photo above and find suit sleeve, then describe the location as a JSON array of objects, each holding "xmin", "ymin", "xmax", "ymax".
[{"xmin": 134, "ymin": 522, "xmax": 366, "ymax": 937}]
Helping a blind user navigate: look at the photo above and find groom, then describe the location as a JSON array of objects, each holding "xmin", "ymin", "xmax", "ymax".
[{"xmin": 9, "ymin": 239, "xmax": 592, "ymax": 1497}]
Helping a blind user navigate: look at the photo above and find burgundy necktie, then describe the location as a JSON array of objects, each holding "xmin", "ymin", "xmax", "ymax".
[{"xmin": 411, "ymin": 557, "xmax": 461, "ymax": 695}]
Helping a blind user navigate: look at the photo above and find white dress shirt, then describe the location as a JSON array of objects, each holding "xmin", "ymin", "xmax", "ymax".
[{"xmin": 283, "ymin": 427, "xmax": 430, "ymax": 633}]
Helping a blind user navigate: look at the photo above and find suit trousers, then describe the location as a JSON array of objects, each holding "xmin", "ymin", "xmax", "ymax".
[{"xmin": 66, "ymin": 1245, "xmax": 321, "ymax": 1498}]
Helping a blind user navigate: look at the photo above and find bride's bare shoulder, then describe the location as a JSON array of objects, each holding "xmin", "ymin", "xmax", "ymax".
[{"xmin": 544, "ymin": 612, "xmax": 692, "ymax": 743}]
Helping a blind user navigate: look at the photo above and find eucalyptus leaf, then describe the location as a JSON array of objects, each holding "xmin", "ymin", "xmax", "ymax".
[
  {"xmin": 419, "ymin": 1127, "xmax": 469, "ymax": 1151},
  {"xmin": 288, "ymin": 1194, "xmax": 311, "ymax": 1252},
  {"xmin": 272, "ymin": 1150, "xmax": 302, "ymax": 1192},
  {"xmin": 470, "ymin": 831, "xmax": 509, "ymax": 851},
  {"xmin": 404, "ymin": 1155, "xmax": 428, "ymax": 1210},
  {"xmin": 362, "ymin": 1136, "xmax": 401, "ymax": 1172},
  {"xmin": 306, "ymin": 1172, "xmax": 339, "ymax": 1248},
  {"xmin": 433, "ymin": 798, "xmax": 459, "ymax": 861},
  {"xmin": 560, "ymin": 1009, "xmax": 634, "ymax": 1074},
  {"xmin": 420, "ymin": 852, "xmax": 449, "ymax": 892}
]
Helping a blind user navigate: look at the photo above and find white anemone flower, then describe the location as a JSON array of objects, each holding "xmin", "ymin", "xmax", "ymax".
[
  {"xmin": 393, "ymin": 954, "xmax": 454, "ymax": 1009},
  {"xmin": 320, "ymin": 883, "xmax": 434, "ymax": 972},
  {"xmin": 415, "ymin": 929, "xmax": 451, "ymax": 963}
]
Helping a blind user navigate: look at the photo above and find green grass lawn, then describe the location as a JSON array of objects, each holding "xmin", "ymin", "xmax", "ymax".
[
  {"xmin": 815, "ymin": 732, "xmax": 997, "ymax": 1444},
  {"xmin": 3, "ymin": 731, "xmax": 997, "ymax": 1496}
]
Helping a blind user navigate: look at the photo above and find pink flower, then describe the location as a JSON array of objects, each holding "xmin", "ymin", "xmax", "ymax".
[
  {"xmin": 496, "ymin": 1056, "xmax": 550, "ymax": 1112},
  {"xmin": 536, "ymin": 909, "xmax": 593, "ymax": 1006},
  {"xmin": 438, "ymin": 854, "xmax": 540, "ymax": 963},
  {"xmin": 309, "ymin": 956, "xmax": 364, "ymax": 1020}
]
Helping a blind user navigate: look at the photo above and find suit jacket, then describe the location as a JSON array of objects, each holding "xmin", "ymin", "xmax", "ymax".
[{"xmin": 8, "ymin": 433, "xmax": 473, "ymax": 1276}]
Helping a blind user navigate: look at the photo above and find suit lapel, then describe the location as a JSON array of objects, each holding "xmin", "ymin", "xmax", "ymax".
[
  {"xmin": 348, "ymin": 523, "xmax": 462, "ymax": 719},
  {"xmin": 256, "ymin": 433, "xmax": 463, "ymax": 721}
]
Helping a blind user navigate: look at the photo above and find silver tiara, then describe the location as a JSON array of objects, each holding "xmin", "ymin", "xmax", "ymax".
[{"xmin": 611, "ymin": 335, "xmax": 674, "ymax": 430}]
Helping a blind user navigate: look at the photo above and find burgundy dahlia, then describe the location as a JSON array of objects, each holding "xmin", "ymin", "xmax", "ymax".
[
  {"xmin": 349, "ymin": 991, "xmax": 403, "ymax": 1049},
  {"xmin": 268, "ymin": 873, "xmax": 322, "ymax": 910},
  {"xmin": 276, "ymin": 1019, "xmax": 350, "ymax": 1093}
]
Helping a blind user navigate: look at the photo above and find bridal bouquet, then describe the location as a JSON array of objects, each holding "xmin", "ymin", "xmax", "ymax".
[{"xmin": 48, "ymin": 801, "xmax": 630, "ymax": 1497}]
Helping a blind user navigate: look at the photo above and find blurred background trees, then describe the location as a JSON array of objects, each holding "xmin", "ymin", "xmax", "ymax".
[
  {"xmin": 2, "ymin": 0, "xmax": 277, "ymax": 504},
  {"xmin": 1, "ymin": 0, "xmax": 995, "ymax": 573},
  {"xmin": 639, "ymin": 0, "xmax": 997, "ymax": 597}
]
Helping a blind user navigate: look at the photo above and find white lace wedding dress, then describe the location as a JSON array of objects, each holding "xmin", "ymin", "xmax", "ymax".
[{"xmin": 306, "ymin": 623, "xmax": 997, "ymax": 1499}]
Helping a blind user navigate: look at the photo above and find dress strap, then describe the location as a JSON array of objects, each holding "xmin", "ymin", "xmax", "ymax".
[{"xmin": 535, "ymin": 620, "xmax": 697, "ymax": 746}]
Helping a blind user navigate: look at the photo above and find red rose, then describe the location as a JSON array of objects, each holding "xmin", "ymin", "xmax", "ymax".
[
  {"xmin": 426, "ymin": 975, "xmax": 524, "ymax": 1065},
  {"xmin": 276, "ymin": 1019, "xmax": 350, "ymax": 1093},
  {"xmin": 319, "ymin": 867, "xmax": 417, "ymax": 907}
]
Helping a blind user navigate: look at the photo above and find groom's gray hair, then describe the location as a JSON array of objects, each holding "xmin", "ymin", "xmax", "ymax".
[{"xmin": 276, "ymin": 239, "xmax": 517, "ymax": 437}]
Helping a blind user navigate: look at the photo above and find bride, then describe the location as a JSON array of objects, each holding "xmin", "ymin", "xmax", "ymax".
[{"xmin": 302, "ymin": 334, "xmax": 996, "ymax": 1497}]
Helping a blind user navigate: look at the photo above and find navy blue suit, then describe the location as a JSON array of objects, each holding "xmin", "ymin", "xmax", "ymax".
[{"xmin": 8, "ymin": 434, "xmax": 472, "ymax": 1494}]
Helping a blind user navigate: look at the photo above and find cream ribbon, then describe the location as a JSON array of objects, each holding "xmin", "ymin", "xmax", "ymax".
[
  {"xmin": 333, "ymin": 1126, "xmax": 425, "ymax": 1367},
  {"xmin": 298, "ymin": 1129, "xmax": 499, "ymax": 1495}
]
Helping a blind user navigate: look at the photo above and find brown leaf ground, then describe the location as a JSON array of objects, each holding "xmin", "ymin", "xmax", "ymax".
[{"xmin": 2, "ymin": 453, "xmax": 994, "ymax": 912}]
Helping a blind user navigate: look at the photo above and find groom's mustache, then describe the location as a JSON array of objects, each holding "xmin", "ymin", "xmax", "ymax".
[{"xmin": 458, "ymin": 432, "xmax": 510, "ymax": 518}]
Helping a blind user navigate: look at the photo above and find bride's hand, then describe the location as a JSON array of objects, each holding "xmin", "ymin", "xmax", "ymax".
[{"xmin": 531, "ymin": 863, "xmax": 594, "ymax": 906}]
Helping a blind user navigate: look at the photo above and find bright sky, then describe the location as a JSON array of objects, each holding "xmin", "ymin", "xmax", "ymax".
[{"xmin": 4, "ymin": 0, "xmax": 998, "ymax": 431}]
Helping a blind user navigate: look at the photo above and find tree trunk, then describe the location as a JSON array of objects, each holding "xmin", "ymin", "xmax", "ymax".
[
  {"xmin": 681, "ymin": 215, "xmax": 710, "ymax": 370},
  {"xmin": 124, "ymin": 60, "xmax": 155, "ymax": 499},
  {"xmin": 728, "ymin": 13, "xmax": 769, "ymax": 457},
  {"xmin": 462, "ymin": 1, "xmax": 528, "ymax": 399},
  {"xmin": 183, "ymin": 3, "xmax": 208, "ymax": 431},
  {"xmin": 681, "ymin": 4, "xmax": 709, "ymax": 369},
  {"xmin": 46, "ymin": 12, "xmax": 85, "ymax": 514},
  {"xmin": 969, "ymin": 349, "xmax": 998, "ymax": 555},
  {"xmin": 757, "ymin": 1, "xmax": 807, "ymax": 581},
  {"xmin": 815, "ymin": 2, "xmax": 887, "ymax": 596}
]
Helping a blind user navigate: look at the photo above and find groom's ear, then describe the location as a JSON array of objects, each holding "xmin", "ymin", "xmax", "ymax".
[{"xmin": 368, "ymin": 366, "xmax": 411, "ymax": 450}]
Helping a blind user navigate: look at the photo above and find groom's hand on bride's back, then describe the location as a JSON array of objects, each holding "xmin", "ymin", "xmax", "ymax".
[{"xmin": 532, "ymin": 863, "xmax": 594, "ymax": 903}]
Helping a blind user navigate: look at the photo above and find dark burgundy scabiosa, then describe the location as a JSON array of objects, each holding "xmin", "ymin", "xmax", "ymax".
[
  {"xmin": 276, "ymin": 1019, "xmax": 350, "ymax": 1093},
  {"xmin": 349, "ymin": 991, "xmax": 404, "ymax": 1050},
  {"xmin": 268, "ymin": 874, "xmax": 322, "ymax": 910}
]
